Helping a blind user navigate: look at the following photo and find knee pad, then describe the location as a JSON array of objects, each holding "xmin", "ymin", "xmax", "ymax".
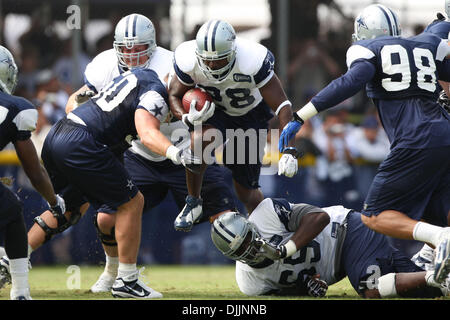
[
  {"xmin": 34, "ymin": 207, "xmax": 82, "ymax": 243},
  {"xmin": 93, "ymin": 213, "xmax": 116, "ymax": 246}
]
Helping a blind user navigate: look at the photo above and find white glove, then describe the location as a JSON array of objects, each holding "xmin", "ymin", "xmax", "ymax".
[
  {"xmin": 278, "ymin": 153, "xmax": 298, "ymax": 178},
  {"xmin": 182, "ymin": 99, "xmax": 215, "ymax": 130}
]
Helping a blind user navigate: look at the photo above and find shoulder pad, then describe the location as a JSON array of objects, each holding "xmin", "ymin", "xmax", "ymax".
[
  {"xmin": 235, "ymin": 38, "xmax": 269, "ymax": 75},
  {"xmin": 13, "ymin": 108, "xmax": 38, "ymax": 131},
  {"xmin": 174, "ymin": 40, "xmax": 197, "ymax": 74}
]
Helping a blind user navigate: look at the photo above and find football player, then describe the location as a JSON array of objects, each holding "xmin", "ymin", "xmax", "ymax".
[
  {"xmin": 0, "ymin": 46, "xmax": 65, "ymax": 300},
  {"xmin": 279, "ymin": 4, "xmax": 450, "ymax": 284},
  {"xmin": 422, "ymin": 0, "xmax": 450, "ymax": 110},
  {"xmin": 211, "ymin": 198, "xmax": 449, "ymax": 298},
  {"xmin": 168, "ymin": 20, "xmax": 298, "ymax": 232},
  {"xmin": 0, "ymin": 13, "xmax": 237, "ymax": 294}
]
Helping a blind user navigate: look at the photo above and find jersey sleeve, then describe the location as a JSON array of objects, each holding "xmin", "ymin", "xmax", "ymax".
[
  {"xmin": 253, "ymin": 50, "xmax": 275, "ymax": 88},
  {"xmin": 12, "ymin": 108, "xmax": 38, "ymax": 141},
  {"xmin": 173, "ymin": 41, "xmax": 196, "ymax": 86},
  {"xmin": 137, "ymin": 90, "xmax": 169, "ymax": 122},
  {"xmin": 84, "ymin": 50, "xmax": 116, "ymax": 93},
  {"xmin": 311, "ymin": 58, "xmax": 376, "ymax": 112}
]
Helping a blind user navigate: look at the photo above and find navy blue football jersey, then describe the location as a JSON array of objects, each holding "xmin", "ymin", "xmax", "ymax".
[
  {"xmin": 0, "ymin": 91, "xmax": 37, "ymax": 150},
  {"xmin": 311, "ymin": 34, "xmax": 450, "ymax": 149},
  {"xmin": 71, "ymin": 68, "xmax": 169, "ymax": 147},
  {"xmin": 424, "ymin": 19, "xmax": 450, "ymax": 39}
]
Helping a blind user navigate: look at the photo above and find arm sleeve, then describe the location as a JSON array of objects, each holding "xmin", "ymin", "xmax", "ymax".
[
  {"xmin": 287, "ymin": 203, "xmax": 327, "ymax": 232},
  {"xmin": 311, "ymin": 59, "xmax": 376, "ymax": 112}
]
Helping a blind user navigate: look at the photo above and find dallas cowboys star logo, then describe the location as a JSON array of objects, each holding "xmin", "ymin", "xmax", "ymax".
[
  {"xmin": 126, "ymin": 179, "xmax": 134, "ymax": 190},
  {"xmin": 151, "ymin": 105, "xmax": 163, "ymax": 117}
]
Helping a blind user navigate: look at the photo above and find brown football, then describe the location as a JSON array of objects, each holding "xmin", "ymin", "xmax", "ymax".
[{"xmin": 182, "ymin": 88, "xmax": 213, "ymax": 112}]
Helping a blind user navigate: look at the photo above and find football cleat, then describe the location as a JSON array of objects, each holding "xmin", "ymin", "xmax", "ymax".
[
  {"xmin": 111, "ymin": 269, "xmax": 162, "ymax": 299},
  {"xmin": 90, "ymin": 272, "xmax": 116, "ymax": 293},
  {"xmin": 0, "ymin": 256, "xmax": 11, "ymax": 288},
  {"xmin": 434, "ymin": 238, "xmax": 450, "ymax": 283},
  {"xmin": 174, "ymin": 195, "xmax": 203, "ymax": 232}
]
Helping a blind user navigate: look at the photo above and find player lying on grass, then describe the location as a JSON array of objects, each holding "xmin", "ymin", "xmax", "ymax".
[{"xmin": 211, "ymin": 198, "xmax": 449, "ymax": 298}]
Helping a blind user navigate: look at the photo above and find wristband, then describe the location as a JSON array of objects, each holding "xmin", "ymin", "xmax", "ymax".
[
  {"xmin": 284, "ymin": 240, "xmax": 297, "ymax": 258},
  {"xmin": 296, "ymin": 101, "xmax": 318, "ymax": 123},
  {"xmin": 275, "ymin": 100, "xmax": 292, "ymax": 116},
  {"xmin": 166, "ymin": 145, "xmax": 181, "ymax": 163}
]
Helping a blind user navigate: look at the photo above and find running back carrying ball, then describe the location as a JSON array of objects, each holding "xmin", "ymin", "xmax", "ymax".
[{"xmin": 182, "ymin": 87, "xmax": 213, "ymax": 112}]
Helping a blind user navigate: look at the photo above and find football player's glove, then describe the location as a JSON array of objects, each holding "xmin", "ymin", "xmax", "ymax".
[
  {"xmin": 278, "ymin": 147, "xmax": 301, "ymax": 178},
  {"xmin": 278, "ymin": 114, "xmax": 304, "ymax": 153},
  {"xmin": 305, "ymin": 274, "xmax": 328, "ymax": 297},
  {"xmin": 182, "ymin": 100, "xmax": 215, "ymax": 131},
  {"xmin": 438, "ymin": 90, "xmax": 450, "ymax": 114},
  {"xmin": 75, "ymin": 90, "xmax": 95, "ymax": 106},
  {"xmin": 48, "ymin": 194, "xmax": 66, "ymax": 219}
]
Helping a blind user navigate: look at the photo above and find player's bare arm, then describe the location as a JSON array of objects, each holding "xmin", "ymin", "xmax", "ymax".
[
  {"xmin": 168, "ymin": 75, "xmax": 193, "ymax": 120},
  {"xmin": 14, "ymin": 138, "xmax": 57, "ymax": 206},
  {"xmin": 134, "ymin": 108, "xmax": 175, "ymax": 157}
]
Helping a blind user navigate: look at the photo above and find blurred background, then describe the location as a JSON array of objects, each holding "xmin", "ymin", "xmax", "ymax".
[{"xmin": 0, "ymin": 0, "xmax": 443, "ymax": 266}]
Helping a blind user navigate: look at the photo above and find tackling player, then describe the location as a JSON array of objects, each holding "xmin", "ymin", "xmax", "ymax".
[
  {"xmin": 0, "ymin": 13, "xmax": 237, "ymax": 294},
  {"xmin": 0, "ymin": 46, "xmax": 65, "ymax": 300},
  {"xmin": 279, "ymin": 4, "xmax": 450, "ymax": 284},
  {"xmin": 168, "ymin": 20, "xmax": 298, "ymax": 232},
  {"xmin": 211, "ymin": 198, "xmax": 449, "ymax": 298}
]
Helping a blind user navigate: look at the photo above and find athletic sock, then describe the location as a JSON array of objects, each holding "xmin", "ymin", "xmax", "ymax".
[
  {"xmin": 117, "ymin": 262, "xmax": 137, "ymax": 281},
  {"xmin": 105, "ymin": 255, "xmax": 119, "ymax": 277},
  {"xmin": 9, "ymin": 258, "xmax": 29, "ymax": 292}
]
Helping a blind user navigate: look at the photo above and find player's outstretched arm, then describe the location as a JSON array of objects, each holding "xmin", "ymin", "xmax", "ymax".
[{"xmin": 65, "ymin": 85, "xmax": 94, "ymax": 114}]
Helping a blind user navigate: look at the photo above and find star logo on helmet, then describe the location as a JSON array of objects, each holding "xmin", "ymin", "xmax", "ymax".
[{"xmin": 356, "ymin": 17, "xmax": 368, "ymax": 30}]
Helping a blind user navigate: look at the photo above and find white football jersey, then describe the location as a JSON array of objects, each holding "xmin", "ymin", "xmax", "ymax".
[
  {"xmin": 235, "ymin": 198, "xmax": 350, "ymax": 296},
  {"xmin": 173, "ymin": 37, "xmax": 275, "ymax": 117},
  {"xmin": 83, "ymin": 47, "xmax": 190, "ymax": 162}
]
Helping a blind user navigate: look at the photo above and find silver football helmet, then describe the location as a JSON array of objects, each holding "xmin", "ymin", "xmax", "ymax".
[
  {"xmin": 113, "ymin": 13, "xmax": 157, "ymax": 69},
  {"xmin": 211, "ymin": 212, "xmax": 265, "ymax": 265},
  {"xmin": 352, "ymin": 4, "xmax": 401, "ymax": 42},
  {"xmin": 0, "ymin": 46, "xmax": 18, "ymax": 95},
  {"xmin": 195, "ymin": 20, "xmax": 236, "ymax": 82},
  {"xmin": 446, "ymin": 0, "xmax": 450, "ymax": 18}
]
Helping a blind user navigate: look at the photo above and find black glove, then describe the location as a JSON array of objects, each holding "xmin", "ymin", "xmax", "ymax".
[
  {"xmin": 305, "ymin": 274, "xmax": 328, "ymax": 297},
  {"xmin": 49, "ymin": 194, "xmax": 66, "ymax": 218},
  {"xmin": 438, "ymin": 90, "xmax": 450, "ymax": 113},
  {"xmin": 75, "ymin": 90, "xmax": 95, "ymax": 105},
  {"xmin": 434, "ymin": 12, "xmax": 446, "ymax": 22}
]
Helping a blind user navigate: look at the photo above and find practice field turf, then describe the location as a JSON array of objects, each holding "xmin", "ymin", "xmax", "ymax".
[{"xmin": 0, "ymin": 265, "xmax": 447, "ymax": 301}]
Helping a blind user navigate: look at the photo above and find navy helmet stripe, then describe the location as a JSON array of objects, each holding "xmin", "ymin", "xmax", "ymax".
[
  {"xmin": 213, "ymin": 224, "xmax": 232, "ymax": 244},
  {"xmin": 387, "ymin": 8, "xmax": 399, "ymax": 35},
  {"xmin": 125, "ymin": 15, "xmax": 130, "ymax": 37},
  {"xmin": 377, "ymin": 5, "xmax": 394, "ymax": 36},
  {"xmin": 204, "ymin": 20, "xmax": 214, "ymax": 51},
  {"xmin": 132, "ymin": 14, "xmax": 138, "ymax": 37},
  {"xmin": 211, "ymin": 20, "xmax": 220, "ymax": 51}
]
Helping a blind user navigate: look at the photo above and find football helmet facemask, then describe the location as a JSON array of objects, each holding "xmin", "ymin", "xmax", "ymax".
[
  {"xmin": 211, "ymin": 212, "xmax": 265, "ymax": 265},
  {"xmin": 352, "ymin": 4, "xmax": 401, "ymax": 42},
  {"xmin": 113, "ymin": 13, "xmax": 157, "ymax": 69},
  {"xmin": 0, "ymin": 46, "xmax": 18, "ymax": 95},
  {"xmin": 195, "ymin": 20, "xmax": 236, "ymax": 82}
]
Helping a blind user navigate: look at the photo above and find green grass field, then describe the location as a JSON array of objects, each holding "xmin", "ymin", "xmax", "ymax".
[{"xmin": 0, "ymin": 264, "xmax": 446, "ymax": 300}]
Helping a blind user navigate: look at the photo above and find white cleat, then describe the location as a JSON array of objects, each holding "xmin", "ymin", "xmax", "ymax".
[
  {"xmin": 174, "ymin": 195, "xmax": 203, "ymax": 232},
  {"xmin": 434, "ymin": 238, "xmax": 450, "ymax": 283},
  {"xmin": 90, "ymin": 272, "xmax": 116, "ymax": 293},
  {"xmin": 0, "ymin": 256, "xmax": 11, "ymax": 289},
  {"xmin": 411, "ymin": 244, "xmax": 435, "ymax": 271},
  {"xmin": 111, "ymin": 268, "xmax": 162, "ymax": 299}
]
